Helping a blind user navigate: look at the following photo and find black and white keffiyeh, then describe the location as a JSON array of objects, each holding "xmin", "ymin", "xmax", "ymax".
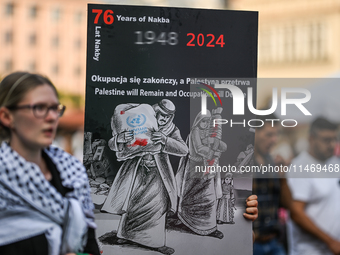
[{"xmin": 0, "ymin": 142, "xmax": 96, "ymax": 253}]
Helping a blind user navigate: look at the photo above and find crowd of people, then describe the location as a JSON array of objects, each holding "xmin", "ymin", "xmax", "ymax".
[
  {"xmin": 0, "ymin": 71, "xmax": 339, "ymax": 255},
  {"xmin": 253, "ymin": 114, "xmax": 340, "ymax": 255}
]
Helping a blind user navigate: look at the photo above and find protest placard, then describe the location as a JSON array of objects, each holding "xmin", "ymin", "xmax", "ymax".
[{"xmin": 85, "ymin": 4, "xmax": 258, "ymax": 254}]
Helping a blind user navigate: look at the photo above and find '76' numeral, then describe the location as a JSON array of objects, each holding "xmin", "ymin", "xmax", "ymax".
[{"xmin": 92, "ymin": 9, "xmax": 114, "ymax": 24}]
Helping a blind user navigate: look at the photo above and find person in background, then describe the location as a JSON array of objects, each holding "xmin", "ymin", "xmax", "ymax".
[
  {"xmin": 253, "ymin": 113, "xmax": 292, "ymax": 255},
  {"xmin": 287, "ymin": 117, "xmax": 340, "ymax": 255},
  {"xmin": 0, "ymin": 72, "xmax": 100, "ymax": 255}
]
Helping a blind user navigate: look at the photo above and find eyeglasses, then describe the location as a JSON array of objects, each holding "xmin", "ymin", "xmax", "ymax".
[{"xmin": 7, "ymin": 103, "xmax": 66, "ymax": 118}]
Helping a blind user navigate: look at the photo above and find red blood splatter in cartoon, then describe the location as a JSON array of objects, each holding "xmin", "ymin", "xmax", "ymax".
[
  {"xmin": 129, "ymin": 138, "xmax": 148, "ymax": 147},
  {"xmin": 204, "ymin": 158, "xmax": 216, "ymax": 175}
]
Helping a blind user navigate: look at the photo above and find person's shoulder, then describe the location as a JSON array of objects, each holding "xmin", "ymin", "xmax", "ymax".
[
  {"xmin": 191, "ymin": 126, "xmax": 200, "ymax": 132},
  {"xmin": 45, "ymin": 144, "xmax": 69, "ymax": 157},
  {"xmin": 287, "ymin": 151, "xmax": 314, "ymax": 178},
  {"xmin": 44, "ymin": 145, "xmax": 83, "ymax": 167},
  {"xmin": 0, "ymin": 142, "xmax": 12, "ymax": 166},
  {"xmin": 44, "ymin": 146, "xmax": 89, "ymax": 186},
  {"xmin": 0, "ymin": 141, "xmax": 25, "ymax": 164},
  {"xmin": 172, "ymin": 126, "xmax": 181, "ymax": 132},
  {"xmin": 0, "ymin": 141, "xmax": 12, "ymax": 152},
  {"xmin": 291, "ymin": 151, "xmax": 313, "ymax": 165},
  {"xmin": 263, "ymin": 154, "xmax": 275, "ymax": 164},
  {"xmin": 327, "ymin": 155, "xmax": 340, "ymax": 164},
  {"xmin": 0, "ymin": 141, "xmax": 9, "ymax": 154}
]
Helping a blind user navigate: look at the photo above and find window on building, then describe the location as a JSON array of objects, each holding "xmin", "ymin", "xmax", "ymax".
[
  {"xmin": 295, "ymin": 24, "xmax": 307, "ymax": 62},
  {"xmin": 74, "ymin": 66, "xmax": 81, "ymax": 76},
  {"xmin": 52, "ymin": 64, "xmax": 59, "ymax": 74},
  {"xmin": 28, "ymin": 61, "xmax": 36, "ymax": 72},
  {"xmin": 308, "ymin": 23, "xmax": 317, "ymax": 60},
  {"xmin": 259, "ymin": 29, "xmax": 272, "ymax": 64},
  {"xmin": 75, "ymin": 38, "xmax": 81, "ymax": 49},
  {"xmin": 51, "ymin": 8, "xmax": 61, "ymax": 21},
  {"xmin": 4, "ymin": 31, "xmax": 13, "ymax": 44},
  {"xmin": 75, "ymin": 11, "xmax": 82, "ymax": 23},
  {"xmin": 5, "ymin": 59, "xmax": 13, "ymax": 71},
  {"xmin": 52, "ymin": 36, "xmax": 59, "ymax": 47},
  {"xmin": 307, "ymin": 22, "xmax": 327, "ymax": 61},
  {"xmin": 29, "ymin": 5, "xmax": 38, "ymax": 18},
  {"xmin": 260, "ymin": 20, "xmax": 328, "ymax": 64},
  {"xmin": 315, "ymin": 22, "xmax": 326, "ymax": 60},
  {"xmin": 29, "ymin": 33, "xmax": 37, "ymax": 46},
  {"xmin": 284, "ymin": 26, "xmax": 295, "ymax": 62},
  {"xmin": 5, "ymin": 3, "xmax": 14, "ymax": 15}
]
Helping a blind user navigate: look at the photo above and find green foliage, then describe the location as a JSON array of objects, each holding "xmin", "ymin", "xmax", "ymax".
[{"xmin": 58, "ymin": 91, "xmax": 85, "ymax": 109}]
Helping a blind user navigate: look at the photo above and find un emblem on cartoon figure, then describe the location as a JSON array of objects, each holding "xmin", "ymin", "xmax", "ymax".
[{"xmin": 126, "ymin": 114, "xmax": 146, "ymax": 127}]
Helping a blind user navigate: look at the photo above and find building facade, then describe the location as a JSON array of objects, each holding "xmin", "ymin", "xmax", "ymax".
[
  {"xmin": 3, "ymin": 0, "xmax": 337, "ymax": 98},
  {"xmin": 229, "ymin": 0, "xmax": 339, "ymax": 79},
  {"xmin": 0, "ymin": 0, "xmax": 226, "ymax": 96},
  {"xmin": 0, "ymin": 0, "xmax": 95, "ymax": 95}
]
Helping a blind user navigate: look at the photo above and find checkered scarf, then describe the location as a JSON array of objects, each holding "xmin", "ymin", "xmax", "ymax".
[{"xmin": 0, "ymin": 142, "xmax": 95, "ymax": 227}]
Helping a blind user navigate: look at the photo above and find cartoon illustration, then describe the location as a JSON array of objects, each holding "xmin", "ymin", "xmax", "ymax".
[
  {"xmin": 175, "ymin": 108, "xmax": 227, "ymax": 239},
  {"xmin": 83, "ymin": 132, "xmax": 114, "ymax": 200},
  {"xmin": 235, "ymin": 144, "xmax": 254, "ymax": 171},
  {"xmin": 88, "ymin": 103, "xmax": 254, "ymax": 255},
  {"xmin": 100, "ymin": 99, "xmax": 188, "ymax": 255},
  {"xmin": 217, "ymin": 173, "xmax": 236, "ymax": 224}
]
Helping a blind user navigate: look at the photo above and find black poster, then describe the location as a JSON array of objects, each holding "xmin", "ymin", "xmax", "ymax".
[{"xmin": 85, "ymin": 4, "xmax": 258, "ymax": 255}]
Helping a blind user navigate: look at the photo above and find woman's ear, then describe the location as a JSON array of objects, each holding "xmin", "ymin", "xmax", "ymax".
[{"xmin": 0, "ymin": 107, "xmax": 13, "ymax": 128}]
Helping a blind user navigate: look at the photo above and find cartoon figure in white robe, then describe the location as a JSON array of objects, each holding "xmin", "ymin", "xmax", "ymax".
[{"xmin": 101, "ymin": 99, "xmax": 188, "ymax": 255}]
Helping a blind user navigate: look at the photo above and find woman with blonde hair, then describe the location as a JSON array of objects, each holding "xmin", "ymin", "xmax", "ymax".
[{"xmin": 0, "ymin": 72, "xmax": 100, "ymax": 255}]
